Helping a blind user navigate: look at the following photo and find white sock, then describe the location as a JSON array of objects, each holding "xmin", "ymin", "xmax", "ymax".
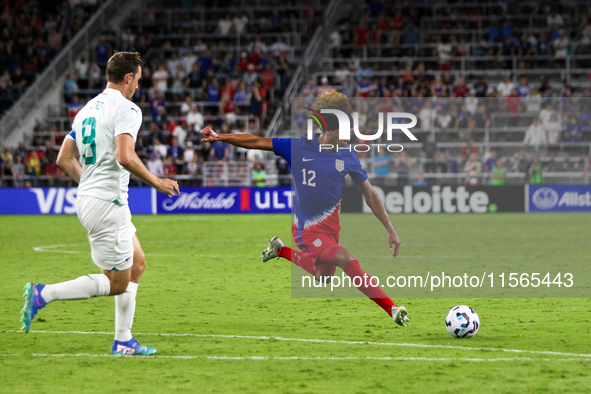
[
  {"xmin": 41, "ymin": 274, "xmax": 111, "ymax": 303},
  {"xmin": 115, "ymin": 281, "xmax": 138, "ymax": 342}
]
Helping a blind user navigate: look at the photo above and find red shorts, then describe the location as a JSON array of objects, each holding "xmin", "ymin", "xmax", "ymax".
[{"xmin": 292, "ymin": 226, "xmax": 343, "ymax": 275}]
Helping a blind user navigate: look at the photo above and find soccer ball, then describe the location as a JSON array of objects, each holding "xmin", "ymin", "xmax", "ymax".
[{"xmin": 445, "ymin": 305, "xmax": 480, "ymax": 338}]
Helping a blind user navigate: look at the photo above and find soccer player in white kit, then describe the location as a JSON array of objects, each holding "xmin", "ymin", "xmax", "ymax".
[{"xmin": 21, "ymin": 52, "xmax": 180, "ymax": 355}]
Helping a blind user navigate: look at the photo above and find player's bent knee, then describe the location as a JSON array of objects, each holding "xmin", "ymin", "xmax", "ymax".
[
  {"xmin": 103, "ymin": 269, "xmax": 131, "ymax": 295},
  {"xmin": 109, "ymin": 280, "xmax": 128, "ymax": 296}
]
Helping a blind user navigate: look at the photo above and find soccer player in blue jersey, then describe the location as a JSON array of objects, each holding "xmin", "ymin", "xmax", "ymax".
[{"xmin": 201, "ymin": 90, "xmax": 410, "ymax": 326}]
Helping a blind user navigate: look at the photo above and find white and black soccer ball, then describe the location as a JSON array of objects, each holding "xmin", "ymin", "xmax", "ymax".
[{"xmin": 445, "ymin": 305, "xmax": 480, "ymax": 338}]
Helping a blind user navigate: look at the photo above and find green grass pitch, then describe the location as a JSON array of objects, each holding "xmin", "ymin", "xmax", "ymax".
[{"xmin": 1, "ymin": 213, "xmax": 590, "ymax": 393}]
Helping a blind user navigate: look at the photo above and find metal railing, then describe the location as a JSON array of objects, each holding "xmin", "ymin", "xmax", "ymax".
[
  {"xmin": 426, "ymin": 1, "xmax": 587, "ymax": 15},
  {"xmin": 318, "ymin": 54, "xmax": 591, "ymax": 83},
  {"xmin": 0, "ymin": 0, "xmax": 133, "ymax": 143},
  {"xmin": 1, "ymin": 170, "xmax": 587, "ymax": 189},
  {"xmin": 365, "ymin": 172, "xmax": 587, "ymax": 186},
  {"xmin": 328, "ymin": 41, "xmax": 591, "ymax": 57},
  {"xmin": 202, "ymin": 161, "xmax": 252, "ymax": 187}
]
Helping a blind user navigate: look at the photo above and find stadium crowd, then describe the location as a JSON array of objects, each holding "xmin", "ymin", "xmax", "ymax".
[
  {"xmin": 2, "ymin": 0, "xmax": 591, "ymax": 187},
  {"xmin": 1, "ymin": 0, "xmax": 320, "ymax": 186},
  {"xmin": 295, "ymin": 0, "xmax": 591, "ymax": 186},
  {"xmin": 0, "ymin": 0, "xmax": 104, "ymax": 116}
]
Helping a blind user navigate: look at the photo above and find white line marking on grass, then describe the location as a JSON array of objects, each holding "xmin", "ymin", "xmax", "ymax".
[
  {"xmin": 33, "ymin": 244, "xmax": 522, "ymax": 260},
  {"xmin": 0, "ymin": 353, "xmax": 586, "ymax": 362},
  {"xmin": 205, "ymin": 356, "xmax": 586, "ymax": 362},
  {"xmin": 4, "ymin": 330, "xmax": 591, "ymax": 359},
  {"xmin": 32, "ymin": 244, "xmax": 242, "ymax": 258},
  {"xmin": 33, "ymin": 244, "xmax": 83, "ymax": 254}
]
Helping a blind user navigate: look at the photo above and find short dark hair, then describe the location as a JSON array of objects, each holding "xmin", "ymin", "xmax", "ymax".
[{"xmin": 106, "ymin": 52, "xmax": 142, "ymax": 84}]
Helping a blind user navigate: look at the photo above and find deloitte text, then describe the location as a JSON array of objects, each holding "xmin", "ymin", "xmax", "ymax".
[
  {"xmin": 364, "ymin": 186, "xmax": 490, "ymax": 214},
  {"xmin": 305, "ymin": 109, "xmax": 417, "ymax": 152}
]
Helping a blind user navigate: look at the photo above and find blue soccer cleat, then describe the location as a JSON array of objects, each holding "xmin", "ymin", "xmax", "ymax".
[
  {"xmin": 21, "ymin": 282, "xmax": 46, "ymax": 333},
  {"xmin": 112, "ymin": 337, "xmax": 157, "ymax": 356}
]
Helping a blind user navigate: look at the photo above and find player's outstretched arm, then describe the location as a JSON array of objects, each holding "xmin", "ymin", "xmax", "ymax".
[
  {"xmin": 200, "ymin": 126, "xmax": 274, "ymax": 151},
  {"xmin": 356, "ymin": 179, "xmax": 401, "ymax": 258},
  {"xmin": 115, "ymin": 134, "xmax": 180, "ymax": 197},
  {"xmin": 57, "ymin": 137, "xmax": 82, "ymax": 184}
]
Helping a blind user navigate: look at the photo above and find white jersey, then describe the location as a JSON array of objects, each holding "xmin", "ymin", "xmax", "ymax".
[{"xmin": 68, "ymin": 88, "xmax": 142, "ymax": 205}]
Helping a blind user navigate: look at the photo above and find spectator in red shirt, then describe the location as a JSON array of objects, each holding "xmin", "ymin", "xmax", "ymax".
[
  {"xmin": 369, "ymin": 24, "xmax": 382, "ymax": 45},
  {"xmin": 355, "ymin": 22, "xmax": 369, "ymax": 45},
  {"xmin": 45, "ymin": 159, "xmax": 63, "ymax": 187},
  {"xmin": 506, "ymin": 88, "xmax": 521, "ymax": 113},
  {"xmin": 220, "ymin": 77, "xmax": 235, "ymax": 100},
  {"xmin": 219, "ymin": 92, "xmax": 236, "ymax": 125},
  {"xmin": 259, "ymin": 63, "xmax": 275, "ymax": 91},
  {"xmin": 453, "ymin": 77, "xmax": 469, "ymax": 97},
  {"xmin": 238, "ymin": 51, "xmax": 250, "ymax": 72},
  {"xmin": 163, "ymin": 156, "xmax": 177, "ymax": 176},
  {"xmin": 402, "ymin": 65, "xmax": 415, "ymax": 84},
  {"xmin": 376, "ymin": 13, "xmax": 388, "ymax": 31},
  {"xmin": 300, "ymin": 0, "xmax": 315, "ymax": 20},
  {"xmin": 506, "ymin": 88, "xmax": 521, "ymax": 126},
  {"xmin": 391, "ymin": 10, "xmax": 404, "ymax": 31}
]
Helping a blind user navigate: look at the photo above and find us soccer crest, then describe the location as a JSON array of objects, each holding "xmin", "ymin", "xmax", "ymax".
[{"xmin": 335, "ymin": 159, "xmax": 344, "ymax": 172}]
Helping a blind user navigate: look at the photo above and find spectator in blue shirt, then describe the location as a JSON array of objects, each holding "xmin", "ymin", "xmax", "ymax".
[
  {"xmin": 168, "ymin": 137, "xmax": 184, "ymax": 162},
  {"xmin": 210, "ymin": 140, "xmax": 229, "ymax": 161},
  {"xmin": 412, "ymin": 172, "xmax": 428, "ymax": 186},
  {"xmin": 516, "ymin": 77, "xmax": 531, "ymax": 97},
  {"xmin": 207, "ymin": 79, "xmax": 220, "ymax": 103},
  {"xmin": 564, "ymin": 116, "xmax": 582, "ymax": 143},
  {"xmin": 488, "ymin": 21, "xmax": 500, "ymax": 42},
  {"xmin": 402, "ymin": 21, "xmax": 422, "ymax": 45},
  {"xmin": 501, "ymin": 21, "xmax": 513, "ymax": 40},
  {"xmin": 198, "ymin": 49, "xmax": 213, "ymax": 75},
  {"xmin": 374, "ymin": 151, "xmax": 389, "ymax": 182},
  {"xmin": 485, "ymin": 149, "xmax": 499, "ymax": 172},
  {"xmin": 95, "ymin": 36, "xmax": 111, "ymax": 68}
]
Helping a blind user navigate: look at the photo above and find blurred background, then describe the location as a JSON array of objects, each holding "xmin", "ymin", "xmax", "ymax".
[{"xmin": 1, "ymin": 0, "xmax": 590, "ymax": 189}]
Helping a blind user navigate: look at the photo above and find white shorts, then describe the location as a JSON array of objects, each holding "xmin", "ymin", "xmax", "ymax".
[{"xmin": 76, "ymin": 195, "xmax": 136, "ymax": 271}]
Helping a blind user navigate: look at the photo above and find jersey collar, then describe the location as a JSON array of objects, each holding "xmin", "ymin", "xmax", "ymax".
[{"xmin": 103, "ymin": 88, "xmax": 124, "ymax": 97}]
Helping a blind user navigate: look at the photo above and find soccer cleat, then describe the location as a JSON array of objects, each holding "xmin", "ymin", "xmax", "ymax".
[
  {"xmin": 261, "ymin": 236, "xmax": 284, "ymax": 262},
  {"xmin": 112, "ymin": 337, "xmax": 157, "ymax": 356},
  {"xmin": 392, "ymin": 306, "xmax": 410, "ymax": 327},
  {"xmin": 21, "ymin": 282, "xmax": 47, "ymax": 333}
]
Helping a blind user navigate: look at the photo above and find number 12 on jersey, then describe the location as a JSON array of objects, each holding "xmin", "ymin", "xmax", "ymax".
[
  {"xmin": 302, "ymin": 168, "xmax": 316, "ymax": 187},
  {"xmin": 82, "ymin": 117, "xmax": 97, "ymax": 165}
]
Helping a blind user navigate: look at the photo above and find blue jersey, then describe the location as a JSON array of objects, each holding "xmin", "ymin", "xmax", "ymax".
[{"xmin": 273, "ymin": 135, "xmax": 367, "ymax": 233}]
